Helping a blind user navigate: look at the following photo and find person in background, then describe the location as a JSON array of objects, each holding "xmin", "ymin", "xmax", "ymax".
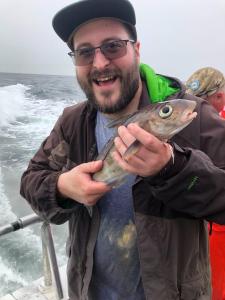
[
  {"xmin": 186, "ymin": 67, "xmax": 225, "ymax": 300},
  {"xmin": 20, "ymin": 1, "xmax": 225, "ymax": 299},
  {"xmin": 186, "ymin": 67, "xmax": 225, "ymax": 116}
]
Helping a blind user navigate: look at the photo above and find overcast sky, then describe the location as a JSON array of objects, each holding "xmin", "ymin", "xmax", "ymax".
[{"xmin": 0, "ymin": 0, "xmax": 224, "ymax": 80}]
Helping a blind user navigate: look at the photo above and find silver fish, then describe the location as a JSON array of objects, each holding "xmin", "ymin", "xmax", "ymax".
[{"xmin": 93, "ymin": 99, "xmax": 197, "ymax": 188}]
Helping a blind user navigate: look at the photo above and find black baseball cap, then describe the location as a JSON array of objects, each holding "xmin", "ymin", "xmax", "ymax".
[{"xmin": 52, "ymin": 0, "xmax": 137, "ymax": 50}]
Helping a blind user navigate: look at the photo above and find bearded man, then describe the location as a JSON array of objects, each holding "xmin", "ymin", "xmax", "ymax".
[{"xmin": 20, "ymin": 1, "xmax": 225, "ymax": 299}]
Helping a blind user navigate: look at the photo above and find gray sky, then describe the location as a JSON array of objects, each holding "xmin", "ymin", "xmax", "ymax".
[{"xmin": 0, "ymin": 0, "xmax": 224, "ymax": 80}]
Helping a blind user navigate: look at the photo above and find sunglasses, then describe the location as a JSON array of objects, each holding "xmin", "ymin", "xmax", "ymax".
[{"xmin": 68, "ymin": 39, "xmax": 135, "ymax": 66}]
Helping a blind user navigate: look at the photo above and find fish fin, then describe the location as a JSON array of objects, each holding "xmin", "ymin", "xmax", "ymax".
[
  {"xmin": 123, "ymin": 140, "xmax": 141, "ymax": 161},
  {"xmin": 95, "ymin": 137, "xmax": 114, "ymax": 161},
  {"xmin": 107, "ymin": 111, "xmax": 138, "ymax": 128},
  {"xmin": 107, "ymin": 116, "xmax": 129, "ymax": 128},
  {"xmin": 107, "ymin": 105, "xmax": 155, "ymax": 128}
]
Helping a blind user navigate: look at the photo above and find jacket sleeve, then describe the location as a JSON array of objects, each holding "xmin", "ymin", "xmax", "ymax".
[
  {"xmin": 145, "ymin": 99, "xmax": 225, "ymax": 224},
  {"xmin": 20, "ymin": 112, "xmax": 82, "ymax": 225}
]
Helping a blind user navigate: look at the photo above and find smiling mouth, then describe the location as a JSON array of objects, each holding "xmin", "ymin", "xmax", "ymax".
[{"xmin": 93, "ymin": 75, "xmax": 118, "ymax": 86}]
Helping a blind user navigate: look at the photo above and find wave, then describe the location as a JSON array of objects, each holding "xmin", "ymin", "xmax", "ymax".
[
  {"xmin": 0, "ymin": 167, "xmax": 67, "ymax": 296},
  {"xmin": 0, "ymin": 167, "xmax": 19, "ymax": 225},
  {"xmin": 0, "ymin": 257, "xmax": 28, "ymax": 295},
  {"xmin": 0, "ymin": 78, "xmax": 69, "ymax": 296},
  {"xmin": 0, "ymin": 167, "xmax": 42, "ymax": 296},
  {"xmin": 0, "ymin": 82, "xmax": 74, "ymax": 142},
  {"xmin": 0, "ymin": 84, "xmax": 30, "ymax": 128}
]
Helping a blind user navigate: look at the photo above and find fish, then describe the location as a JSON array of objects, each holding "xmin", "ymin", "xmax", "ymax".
[{"xmin": 93, "ymin": 99, "xmax": 197, "ymax": 188}]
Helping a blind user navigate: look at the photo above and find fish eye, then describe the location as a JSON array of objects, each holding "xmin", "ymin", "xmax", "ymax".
[{"xmin": 159, "ymin": 104, "xmax": 173, "ymax": 119}]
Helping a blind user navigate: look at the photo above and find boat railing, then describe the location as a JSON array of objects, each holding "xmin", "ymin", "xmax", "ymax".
[{"xmin": 0, "ymin": 213, "xmax": 64, "ymax": 300}]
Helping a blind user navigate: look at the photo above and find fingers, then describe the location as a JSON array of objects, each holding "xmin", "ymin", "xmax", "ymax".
[
  {"xmin": 117, "ymin": 125, "xmax": 136, "ymax": 147},
  {"xmin": 77, "ymin": 160, "xmax": 104, "ymax": 174},
  {"xmin": 77, "ymin": 160, "xmax": 111, "ymax": 194},
  {"xmin": 57, "ymin": 161, "xmax": 111, "ymax": 206},
  {"xmin": 114, "ymin": 136, "xmax": 127, "ymax": 157},
  {"xmin": 113, "ymin": 123, "xmax": 172, "ymax": 177},
  {"xmin": 112, "ymin": 149, "xmax": 146, "ymax": 175},
  {"xmin": 114, "ymin": 136, "xmax": 145, "ymax": 164},
  {"xmin": 115, "ymin": 125, "xmax": 144, "ymax": 160},
  {"xmin": 117, "ymin": 123, "xmax": 162, "ymax": 156},
  {"xmin": 126, "ymin": 123, "xmax": 162, "ymax": 151}
]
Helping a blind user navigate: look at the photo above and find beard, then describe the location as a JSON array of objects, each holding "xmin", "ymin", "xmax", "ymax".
[{"xmin": 77, "ymin": 60, "xmax": 140, "ymax": 114}]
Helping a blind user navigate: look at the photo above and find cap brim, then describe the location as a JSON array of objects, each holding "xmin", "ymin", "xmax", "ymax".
[{"xmin": 52, "ymin": 0, "xmax": 136, "ymax": 49}]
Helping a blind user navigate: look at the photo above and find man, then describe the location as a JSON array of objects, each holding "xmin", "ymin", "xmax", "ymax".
[
  {"xmin": 186, "ymin": 67, "xmax": 225, "ymax": 300},
  {"xmin": 20, "ymin": 1, "xmax": 225, "ymax": 299},
  {"xmin": 186, "ymin": 67, "xmax": 225, "ymax": 114}
]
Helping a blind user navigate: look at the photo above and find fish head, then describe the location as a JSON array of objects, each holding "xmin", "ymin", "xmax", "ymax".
[{"xmin": 140, "ymin": 99, "xmax": 197, "ymax": 140}]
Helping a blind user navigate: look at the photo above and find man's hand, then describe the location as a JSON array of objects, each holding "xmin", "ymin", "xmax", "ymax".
[
  {"xmin": 113, "ymin": 123, "xmax": 173, "ymax": 177},
  {"xmin": 57, "ymin": 160, "xmax": 111, "ymax": 206}
]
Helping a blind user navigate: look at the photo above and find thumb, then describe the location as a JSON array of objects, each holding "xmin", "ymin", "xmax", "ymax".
[{"xmin": 79, "ymin": 160, "xmax": 103, "ymax": 174}]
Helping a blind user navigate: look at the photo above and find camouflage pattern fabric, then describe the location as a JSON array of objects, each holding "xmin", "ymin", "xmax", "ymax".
[{"xmin": 186, "ymin": 67, "xmax": 225, "ymax": 97}]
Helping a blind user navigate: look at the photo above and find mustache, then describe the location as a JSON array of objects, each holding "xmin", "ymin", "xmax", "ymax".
[{"xmin": 89, "ymin": 68, "xmax": 122, "ymax": 80}]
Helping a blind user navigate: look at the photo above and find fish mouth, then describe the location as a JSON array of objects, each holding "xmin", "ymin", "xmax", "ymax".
[
  {"xmin": 172, "ymin": 111, "xmax": 197, "ymax": 136},
  {"xmin": 186, "ymin": 111, "xmax": 197, "ymax": 121},
  {"xmin": 183, "ymin": 111, "xmax": 197, "ymax": 122},
  {"xmin": 180, "ymin": 100, "xmax": 197, "ymax": 123}
]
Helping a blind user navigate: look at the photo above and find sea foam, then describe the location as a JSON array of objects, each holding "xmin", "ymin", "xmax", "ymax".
[{"xmin": 0, "ymin": 84, "xmax": 30, "ymax": 128}]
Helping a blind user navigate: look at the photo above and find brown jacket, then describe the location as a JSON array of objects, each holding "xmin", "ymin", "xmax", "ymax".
[{"xmin": 20, "ymin": 78, "xmax": 225, "ymax": 300}]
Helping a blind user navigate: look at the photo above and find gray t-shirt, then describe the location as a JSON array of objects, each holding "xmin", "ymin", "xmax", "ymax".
[{"xmin": 89, "ymin": 112, "xmax": 145, "ymax": 300}]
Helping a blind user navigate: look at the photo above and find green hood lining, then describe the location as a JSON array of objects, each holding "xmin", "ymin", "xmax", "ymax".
[{"xmin": 140, "ymin": 63, "xmax": 180, "ymax": 103}]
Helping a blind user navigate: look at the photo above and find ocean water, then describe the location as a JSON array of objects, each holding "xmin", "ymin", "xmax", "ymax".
[{"xmin": 0, "ymin": 72, "xmax": 84, "ymax": 296}]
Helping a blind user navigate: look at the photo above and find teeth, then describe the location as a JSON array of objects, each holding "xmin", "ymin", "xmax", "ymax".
[{"xmin": 97, "ymin": 76, "xmax": 114, "ymax": 82}]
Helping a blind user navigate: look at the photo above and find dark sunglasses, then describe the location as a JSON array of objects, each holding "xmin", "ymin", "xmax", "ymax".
[{"xmin": 68, "ymin": 39, "xmax": 135, "ymax": 66}]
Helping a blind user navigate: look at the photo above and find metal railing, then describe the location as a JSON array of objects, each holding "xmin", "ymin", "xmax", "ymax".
[{"xmin": 0, "ymin": 213, "xmax": 64, "ymax": 300}]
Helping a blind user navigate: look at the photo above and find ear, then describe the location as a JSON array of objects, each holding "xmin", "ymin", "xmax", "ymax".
[{"xmin": 134, "ymin": 41, "xmax": 140, "ymax": 61}]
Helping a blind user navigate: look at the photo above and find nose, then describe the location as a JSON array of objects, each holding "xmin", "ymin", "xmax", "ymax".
[{"xmin": 92, "ymin": 48, "xmax": 110, "ymax": 69}]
